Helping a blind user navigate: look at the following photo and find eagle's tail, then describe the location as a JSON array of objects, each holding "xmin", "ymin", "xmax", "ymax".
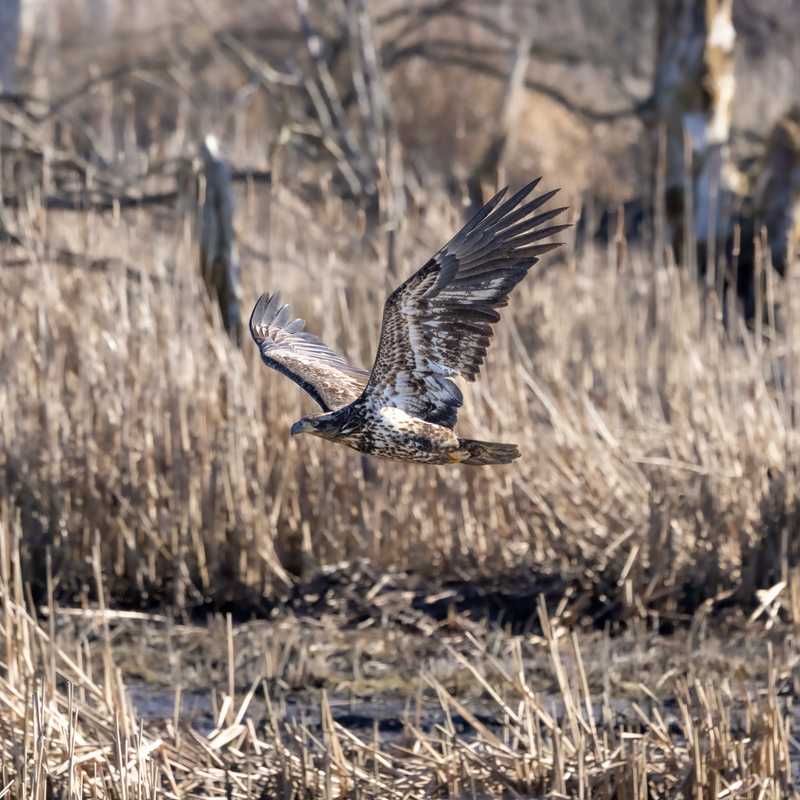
[{"xmin": 456, "ymin": 438, "xmax": 520, "ymax": 466}]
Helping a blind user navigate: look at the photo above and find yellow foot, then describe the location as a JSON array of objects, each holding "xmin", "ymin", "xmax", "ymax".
[{"xmin": 448, "ymin": 449, "xmax": 470, "ymax": 463}]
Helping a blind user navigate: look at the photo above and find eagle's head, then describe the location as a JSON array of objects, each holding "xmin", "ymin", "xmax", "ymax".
[{"xmin": 290, "ymin": 408, "xmax": 360, "ymax": 442}]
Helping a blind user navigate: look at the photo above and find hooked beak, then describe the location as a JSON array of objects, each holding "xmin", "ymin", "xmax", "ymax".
[{"xmin": 290, "ymin": 419, "xmax": 313, "ymax": 436}]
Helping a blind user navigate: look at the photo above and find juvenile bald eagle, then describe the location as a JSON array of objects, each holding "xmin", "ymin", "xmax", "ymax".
[{"xmin": 250, "ymin": 179, "xmax": 567, "ymax": 465}]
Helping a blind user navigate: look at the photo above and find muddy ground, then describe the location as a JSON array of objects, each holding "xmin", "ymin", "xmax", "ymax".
[{"xmin": 46, "ymin": 562, "xmax": 800, "ymax": 784}]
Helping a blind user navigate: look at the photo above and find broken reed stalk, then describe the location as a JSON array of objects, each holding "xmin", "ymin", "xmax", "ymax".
[
  {"xmin": 3, "ymin": 174, "xmax": 798, "ymax": 622},
  {"xmin": 1, "ymin": 537, "xmax": 793, "ymax": 798}
]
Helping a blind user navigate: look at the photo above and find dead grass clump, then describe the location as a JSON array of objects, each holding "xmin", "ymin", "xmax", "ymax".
[
  {"xmin": 1, "ymin": 540, "xmax": 795, "ymax": 798},
  {"xmin": 2, "ymin": 179, "xmax": 800, "ymax": 626},
  {"xmin": 2, "ymin": 4, "xmax": 800, "ymax": 796}
]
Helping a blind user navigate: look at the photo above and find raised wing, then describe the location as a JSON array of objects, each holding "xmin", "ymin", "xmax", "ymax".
[
  {"xmin": 364, "ymin": 179, "xmax": 568, "ymax": 427},
  {"xmin": 250, "ymin": 293, "xmax": 369, "ymax": 411}
]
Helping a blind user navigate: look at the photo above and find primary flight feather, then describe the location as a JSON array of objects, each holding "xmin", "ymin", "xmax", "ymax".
[{"xmin": 250, "ymin": 179, "xmax": 567, "ymax": 465}]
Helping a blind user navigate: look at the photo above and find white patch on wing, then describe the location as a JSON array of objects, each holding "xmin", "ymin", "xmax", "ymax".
[
  {"xmin": 377, "ymin": 406, "xmax": 459, "ymax": 446},
  {"xmin": 447, "ymin": 287, "xmax": 499, "ymax": 302},
  {"xmin": 427, "ymin": 360, "xmax": 456, "ymax": 376},
  {"xmin": 379, "ymin": 406, "xmax": 419, "ymax": 426}
]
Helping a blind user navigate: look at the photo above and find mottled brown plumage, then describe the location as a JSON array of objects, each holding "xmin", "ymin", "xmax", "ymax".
[
  {"xmin": 250, "ymin": 179, "xmax": 567, "ymax": 465},
  {"xmin": 249, "ymin": 292, "xmax": 368, "ymax": 410}
]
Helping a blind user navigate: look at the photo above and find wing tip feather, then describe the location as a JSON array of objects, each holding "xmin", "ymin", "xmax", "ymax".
[
  {"xmin": 249, "ymin": 291, "xmax": 305, "ymax": 344},
  {"xmin": 364, "ymin": 175, "xmax": 568, "ymax": 428}
]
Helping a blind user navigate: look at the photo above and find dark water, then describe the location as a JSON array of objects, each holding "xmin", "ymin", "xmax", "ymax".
[
  {"xmin": 128, "ymin": 681, "xmax": 799, "ymax": 786},
  {"xmin": 128, "ymin": 681, "xmax": 508, "ymax": 741}
]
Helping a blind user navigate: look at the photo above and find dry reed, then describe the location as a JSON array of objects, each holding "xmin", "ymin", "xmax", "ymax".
[
  {"xmin": 2, "ymin": 3, "xmax": 800, "ymax": 796},
  {"xmin": 2, "ymin": 175, "xmax": 798, "ymax": 797},
  {"xmin": 2, "ymin": 180, "xmax": 799, "ymax": 620},
  {"xmin": 1, "ymin": 536, "xmax": 795, "ymax": 798}
]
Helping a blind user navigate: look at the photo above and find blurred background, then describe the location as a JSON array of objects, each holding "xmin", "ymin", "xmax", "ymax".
[
  {"xmin": 2, "ymin": 0, "xmax": 800, "ymax": 622},
  {"xmin": 4, "ymin": 1, "xmax": 800, "ymax": 193},
  {"xmin": 2, "ymin": 2, "xmax": 800, "ymax": 796}
]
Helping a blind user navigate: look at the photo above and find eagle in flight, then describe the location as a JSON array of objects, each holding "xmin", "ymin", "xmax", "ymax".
[{"xmin": 249, "ymin": 179, "xmax": 567, "ymax": 465}]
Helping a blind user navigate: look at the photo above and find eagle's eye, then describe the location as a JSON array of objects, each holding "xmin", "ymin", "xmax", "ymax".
[{"xmin": 309, "ymin": 414, "xmax": 342, "ymax": 438}]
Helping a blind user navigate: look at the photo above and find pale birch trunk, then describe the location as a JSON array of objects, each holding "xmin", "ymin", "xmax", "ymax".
[{"xmin": 652, "ymin": 0, "xmax": 738, "ymax": 255}]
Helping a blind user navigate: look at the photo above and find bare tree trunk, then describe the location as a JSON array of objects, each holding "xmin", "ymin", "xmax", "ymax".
[
  {"xmin": 199, "ymin": 136, "xmax": 242, "ymax": 347},
  {"xmin": 652, "ymin": 0, "xmax": 738, "ymax": 260},
  {"xmin": 754, "ymin": 107, "xmax": 800, "ymax": 276},
  {"xmin": 0, "ymin": 0, "xmax": 21, "ymax": 91},
  {"xmin": 344, "ymin": 0, "xmax": 404, "ymax": 250},
  {"xmin": 85, "ymin": 0, "xmax": 114, "ymax": 35},
  {"xmin": 466, "ymin": 33, "xmax": 532, "ymax": 218}
]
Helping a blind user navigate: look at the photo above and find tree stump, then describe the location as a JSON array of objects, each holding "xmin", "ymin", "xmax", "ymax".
[
  {"xmin": 199, "ymin": 135, "xmax": 242, "ymax": 347},
  {"xmin": 754, "ymin": 107, "xmax": 800, "ymax": 276}
]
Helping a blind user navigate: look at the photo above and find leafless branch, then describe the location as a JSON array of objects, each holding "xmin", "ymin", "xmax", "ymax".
[
  {"xmin": 467, "ymin": 32, "xmax": 532, "ymax": 216},
  {"xmin": 382, "ymin": 42, "xmax": 650, "ymax": 123}
]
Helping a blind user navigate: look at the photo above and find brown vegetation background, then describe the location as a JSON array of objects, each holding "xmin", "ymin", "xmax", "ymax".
[
  {"xmin": 1, "ymin": 3, "xmax": 799, "ymax": 797},
  {"xmin": 3, "ymin": 0, "xmax": 798, "ymax": 621}
]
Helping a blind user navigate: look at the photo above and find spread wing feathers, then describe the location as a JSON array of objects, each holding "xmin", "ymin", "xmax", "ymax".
[
  {"xmin": 250, "ymin": 293, "xmax": 369, "ymax": 412},
  {"xmin": 364, "ymin": 178, "xmax": 568, "ymax": 427}
]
